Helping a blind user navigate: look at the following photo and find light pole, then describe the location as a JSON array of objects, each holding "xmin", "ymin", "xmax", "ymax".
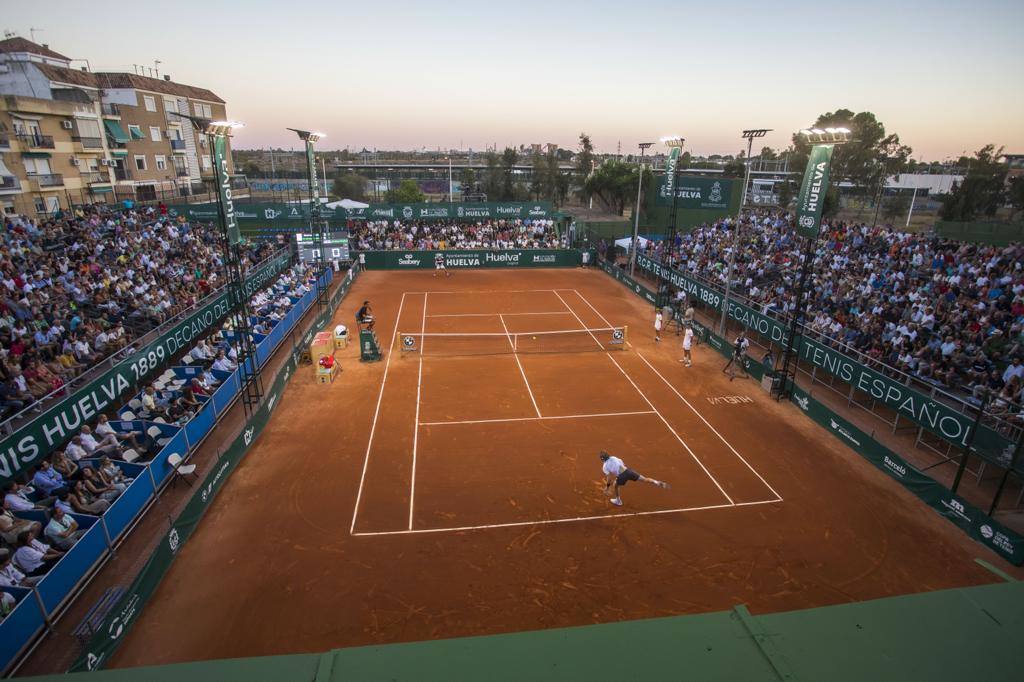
[
  {"xmin": 172, "ymin": 114, "xmax": 263, "ymax": 413},
  {"xmin": 776, "ymin": 126, "xmax": 851, "ymax": 400},
  {"xmin": 446, "ymin": 154, "xmax": 453, "ymax": 203},
  {"xmin": 630, "ymin": 142, "xmax": 655, "ymax": 276},
  {"xmin": 660, "ymin": 136, "xmax": 684, "ymax": 246},
  {"xmin": 719, "ymin": 128, "xmax": 772, "ymax": 334},
  {"xmin": 288, "ymin": 128, "xmax": 327, "ymax": 311}
]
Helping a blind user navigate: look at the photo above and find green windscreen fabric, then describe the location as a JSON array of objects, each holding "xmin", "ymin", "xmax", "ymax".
[
  {"xmin": 21, "ymin": 151, "xmax": 51, "ymax": 158},
  {"xmin": 103, "ymin": 119, "xmax": 130, "ymax": 143}
]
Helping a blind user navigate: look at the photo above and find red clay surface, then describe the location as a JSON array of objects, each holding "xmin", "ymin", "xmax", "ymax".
[{"xmin": 110, "ymin": 268, "xmax": 1011, "ymax": 669}]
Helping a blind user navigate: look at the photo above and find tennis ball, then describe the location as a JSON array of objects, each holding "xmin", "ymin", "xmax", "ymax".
[{"xmin": 532, "ymin": 336, "xmax": 537, "ymax": 340}]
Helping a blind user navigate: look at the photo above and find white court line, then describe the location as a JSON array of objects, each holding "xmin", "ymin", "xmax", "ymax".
[
  {"xmin": 408, "ymin": 292, "xmax": 428, "ymax": 530},
  {"xmin": 352, "ymin": 498, "xmax": 781, "ymax": 537},
  {"xmin": 554, "ymin": 289, "xmax": 734, "ymax": 506},
  {"xmin": 350, "ymin": 292, "xmax": 407, "ymax": 535},
  {"xmin": 636, "ymin": 351, "xmax": 783, "ymax": 501},
  {"xmin": 426, "ymin": 312, "xmax": 570, "ymax": 318},
  {"xmin": 552, "ymin": 290, "xmax": 603, "ymax": 347},
  {"xmin": 420, "ymin": 410, "xmax": 655, "ymax": 427},
  {"xmin": 405, "ymin": 289, "xmax": 562, "ymax": 295},
  {"xmin": 500, "ymin": 314, "xmax": 542, "ymax": 418},
  {"xmin": 572, "ymin": 286, "xmax": 782, "ymax": 503}
]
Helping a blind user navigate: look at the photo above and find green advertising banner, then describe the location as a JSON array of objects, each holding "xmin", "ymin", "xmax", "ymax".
[
  {"xmin": 211, "ymin": 135, "xmax": 240, "ymax": 244},
  {"xmin": 599, "ymin": 260, "xmax": 658, "ymax": 305},
  {"xmin": 359, "ymin": 249, "xmax": 582, "ymax": 270},
  {"xmin": 167, "ymin": 201, "xmax": 556, "ymax": 225},
  {"xmin": 0, "ymin": 250, "xmax": 293, "ymax": 486},
  {"xmin": 663, "ymin": 147, "xmax": 680, "ymax": 199},
  {"xmin": 794, "ymin": 144, "xmax": 834, "ymax": 240},
  {"xmin": 656, "ymin": 175, "xmax": 734, "ymax": 211},
  {"xmin": 633, "ymin": 252, "xmax": 1016, "ymax": 469},
  {"xmin": 790, "ymin": 385, "xmax": 1023, "ymax": 565}
]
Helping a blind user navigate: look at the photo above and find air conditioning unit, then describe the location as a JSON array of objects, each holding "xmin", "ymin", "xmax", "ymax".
[
  {"xmin": 100, "ymin": 159, "xmax": 113, "ymax": 167},
  {"xmin": 69, "ymin": 157, "xmax": 80, "ymax": 167},
  {"xmin": 61, "ymin": 120, "xmax": 74, "ymax": 130}
]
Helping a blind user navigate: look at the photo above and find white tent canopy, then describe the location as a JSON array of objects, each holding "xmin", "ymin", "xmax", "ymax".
[
  {"xmin": 615, "ymin": 236, "xmax": 651, "ymax": 251},
  {"xmin": 325, "ymin": 198, "xmax": 370, "ymax": 210}
]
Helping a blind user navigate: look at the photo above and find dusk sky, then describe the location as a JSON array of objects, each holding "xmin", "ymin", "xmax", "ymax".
[{"xmin": 5, "ymin": 0, "xmax": 1022, "ymax": 160}]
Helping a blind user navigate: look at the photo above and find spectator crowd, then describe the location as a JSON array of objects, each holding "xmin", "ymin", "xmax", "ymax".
[
  {"xmin": 636, "ymin": 210, "xmax": 1024, "ymax": 417},
  {"xmin": 351, "ymin": 218, "xmax": 565, "ymax": 250},
  {"xmin": 0, "ymin": 204, "xmax": 275, "ymax": 420}
]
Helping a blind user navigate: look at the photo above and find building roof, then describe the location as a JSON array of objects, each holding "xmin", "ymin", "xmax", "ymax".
[
  {"xmin": 28, "ymin": 63, "xmax": 224, "ymax": 104},
  {"xmin": 96, "ymin": 72, "xmax": 224, "ymax": 103},
  {"xmin": 0, "ymin": 37, "xmax": 70, "ymax": 61}
]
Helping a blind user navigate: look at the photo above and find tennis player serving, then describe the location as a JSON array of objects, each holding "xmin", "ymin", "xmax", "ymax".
[{"xmin": 599, "ymin": 451, "xmax": 670, "ymax": 506}]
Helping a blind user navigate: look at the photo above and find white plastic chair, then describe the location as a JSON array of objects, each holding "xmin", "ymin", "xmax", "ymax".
[
  {"xmin": 152, "ymin": 381, "xmax": 165, "ymax": 391},
  {"xmin": 167, "ymin": 453, "xmax": 197, "ymax": 487},
  {"xmin": 153, "ymin": 417, "xmax": 167, "ymax": 424},
  {"xmin": 120, "ymin": 410, "xmax": 136, "ymax": 421},
  {"xmin": 129, "ymin": 398, "xmax": 143, "ymax": 410},
  {"xmin": 158, "ymin": 371, "xmax": 175, "ymax": 381},
  {"xmin": 122, "ymin": 448, "xmax": 140, "ymax": 463},
  {"xmin": 181, "ymin": 355, "xmax": 193, "ymax": 365},
  {"xmin": 146, "ymin": 426, "xmax": 162, "ymax": 439}
]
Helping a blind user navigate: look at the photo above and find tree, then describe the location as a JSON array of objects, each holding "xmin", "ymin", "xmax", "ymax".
[
  {"xmin": 759, "ymin": 146, "xmax": 778, "ymax": 161},
  {"xmin": 583, "ymin": 160, "xmax": 645, "ymax": 215},
  {"xmin": 482, "ymin": 151, "xmax": 502, "ymax": 200},
  {"xmin": 329, "ymin": 172, "xmax": 370, "ymax": 201},
  {"xmin": 881, "ymin": 192, "xmax": 910, "ymax": 223},
  {"xmin": 790, "ymin": 109, "xmax": 912, "ymax": 213},
  {"xmin": 576, "ymin": 133, "xmax": 594, "ymax": 178},
  {"xmin": 500, "ymin": 147, "xmax": 518, "ymax": 200},
  {"xmin": 385, "ymin": 178, "xmax": 425, "ymax": 203},
  {"xmin": 1008, "ymin": 176, "xmax": 1024, "ymax": 221},
  {"xmin": 240, "ymin": 161, "xmax": 261, "ymax": 177},
  {"xmin": 458, "ymin": 167, "xmax": 477, "ymax": 196},
  {"xmin": 722, "ymin": 160, "xmax": 745, "ymax": 178},
  {"xmin": 940, "ymin": 145, "xmax": 1007, "ymax": 221}
]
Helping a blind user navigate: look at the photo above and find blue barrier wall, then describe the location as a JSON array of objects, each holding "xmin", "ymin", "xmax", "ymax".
[{"xmin": 0, "ymin": 268, "xmax": 337, "ymax": 674}]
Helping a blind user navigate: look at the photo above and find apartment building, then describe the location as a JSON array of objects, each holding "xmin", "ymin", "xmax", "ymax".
[{"xmin": 0, "ymin": 37, "xmax": 232, "ymax": 217}]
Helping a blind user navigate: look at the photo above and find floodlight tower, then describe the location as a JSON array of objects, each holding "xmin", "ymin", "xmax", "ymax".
[
  {"xmin": 172, "ymin": 113, "xmax": 264, "ymax": 413},
  {"xmin": 775, "ymin": 126, "xmax": 851, "ymax": 400},
  {"xmin": 289, "ymin": 128, "xmax": 328, "ymax": 312},
  {"xmin": 661, "ymin": 136, "xmax": 685, "ymax": 245},
  {"xmin": 719, "ymin": 128, "xmax": 772, "ymax": 334},
  {"xmin": 629, "ymin": 141, "xmax": 655, "ymax": 276}
]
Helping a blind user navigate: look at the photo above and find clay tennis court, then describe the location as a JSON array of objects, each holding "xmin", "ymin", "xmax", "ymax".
[{"xmin": 109, "ymin": 268, "xmax": 1011, "ymax": 668}]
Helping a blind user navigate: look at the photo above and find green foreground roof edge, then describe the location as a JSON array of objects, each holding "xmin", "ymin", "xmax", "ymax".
[{"xmin": 33, "ymin": 580, "xmax": 1024, "ymax": 681}]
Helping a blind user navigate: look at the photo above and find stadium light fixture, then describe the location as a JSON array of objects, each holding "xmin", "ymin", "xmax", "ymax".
[
  {"xmin": 798, "ymin": 127, "xmax": 851, "ymax": 144},
  {"xmin": 660, "ymin": 135, "xmax": 685, "ymax": 148},
  {"xmin": 287, "ymin": 128, "xmax": 326, "ymax": 143}
]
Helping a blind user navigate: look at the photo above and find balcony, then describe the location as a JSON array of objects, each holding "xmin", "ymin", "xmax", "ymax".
[
  {"xmin": 81, "ymin": 171, "xmax": 111, "ymax": 185},
  {"xmin": 170, "ymin": 139, "xmax": 186, "ymax": 152},
  {"xmin": 175, "ymin": 166, "xmax": 190, "ymax": 178},
  {"xmin": 0, "ymin": 133, "xmax": 9, "ymax": 150},
  {"xmin": 28, "ymin": 173, "xmax": 64, "ymax": 188},
  {"xmin": 101, "ymin": 103, "xmax": 120, "ymax": 117},
  {"xmin": 16, "ymin": 133, "xmax": 55, "ymax": 149},
  {"xmin": 73, "ymin": 136, "xmax": 104, "ymax": 150},
  {"xmin": 114, "ymin": 167, "xmax": 131, "ymax": 181},
  {"xmin": 0, "ymin": 175, "xmax": 20, "ymax": 193}
]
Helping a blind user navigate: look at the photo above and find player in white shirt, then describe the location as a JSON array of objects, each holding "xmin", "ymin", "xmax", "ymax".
[
  {"xmin": 680, "ymin": 326, "xmax": 694, "ymax": 367},
  {"xmin": 433, "ymin": 252, "xmax": 450, "ymax": 278},
  {"xmin": 654, "ymin": 311, "xmax": 663, "ymax": 342},
  {"xmin": 599, "ymin": 452, "xmax": 670, "ymax": 507}
]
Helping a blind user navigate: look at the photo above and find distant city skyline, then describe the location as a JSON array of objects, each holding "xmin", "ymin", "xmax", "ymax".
[{"xmin": 4, "ymin": 0, "xmax": 1022, "ymax": 161}]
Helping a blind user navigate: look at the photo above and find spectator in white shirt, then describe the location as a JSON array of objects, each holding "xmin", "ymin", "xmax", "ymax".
[{"xmin": 12, "ymin": 530, "xmax": 63, "ymax": 578}]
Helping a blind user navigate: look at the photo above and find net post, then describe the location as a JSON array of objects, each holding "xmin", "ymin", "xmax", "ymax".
[
  {"xmin": 514, "ymin": 333, "xmax": 518, "ymax": 352},
  {"xmin": 623, "ymin": 325, "xmax": 629, "ymax": 347}
]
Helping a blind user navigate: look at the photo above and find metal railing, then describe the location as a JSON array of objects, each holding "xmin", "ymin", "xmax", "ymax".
[
  {"xmin": 0, "ymin": 245, "xmax": 293, "ymax": 437},
  {"xmin": 29, "ymin": 173, "xmax": 64, "ymax": 187},
  {"xmin": 114, "ymin": 167, "xmax": 131, "ymax": 181},
  {"xmin": 101, "ymin": 103, "xmax": 120, "ymax": 116},
  {"xmin": 0, "ymin": 132, "xmax": 9, "ymax": 149},
  {"xmin": 81, "ymin": 171, "xmax": 110, "ymax": 184},
  {"xmin": 0, "ymin": 176, "xmax": 18, "ymax": 191},
  {"xmin": 16, "ymin": 133, "xmax": 55, "ymax": 149},
  {"xmin": 170, "ymin": 139, "xmax": 186, "ymax": 151},
  {"xmin": 175, "ymin": 167, "xmax": 190, "ymax": 177},
  {"xmin": 73, "ymin": 135, "xmax": 103, "ymax": 149}
]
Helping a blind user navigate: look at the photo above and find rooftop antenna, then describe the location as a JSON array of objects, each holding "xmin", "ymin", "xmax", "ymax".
[
  {"xmin": 153, "ymin": 59, "xmax": 162, "ymax": 78},
  {"xmin": 3, "ymin": 30, "xmax": 17, "ymax": 39},
  {"xmin": 29, "ymin": 28, "xmax": 43, "ymax": 43}
]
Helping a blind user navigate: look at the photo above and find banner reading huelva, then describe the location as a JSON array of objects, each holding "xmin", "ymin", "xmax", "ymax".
[
  {"xmin": 795, "ymin": 144, "xmax": 834, "ymax": 240},
  {"xmin": 212, "ymin": 135, "xmax": 240, "ymax": 244}
]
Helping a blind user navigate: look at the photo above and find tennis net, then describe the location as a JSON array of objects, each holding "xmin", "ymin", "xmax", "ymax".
[{"xmin": 399, "ymin": 326, "xmax": 628, "ymax": 357}]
